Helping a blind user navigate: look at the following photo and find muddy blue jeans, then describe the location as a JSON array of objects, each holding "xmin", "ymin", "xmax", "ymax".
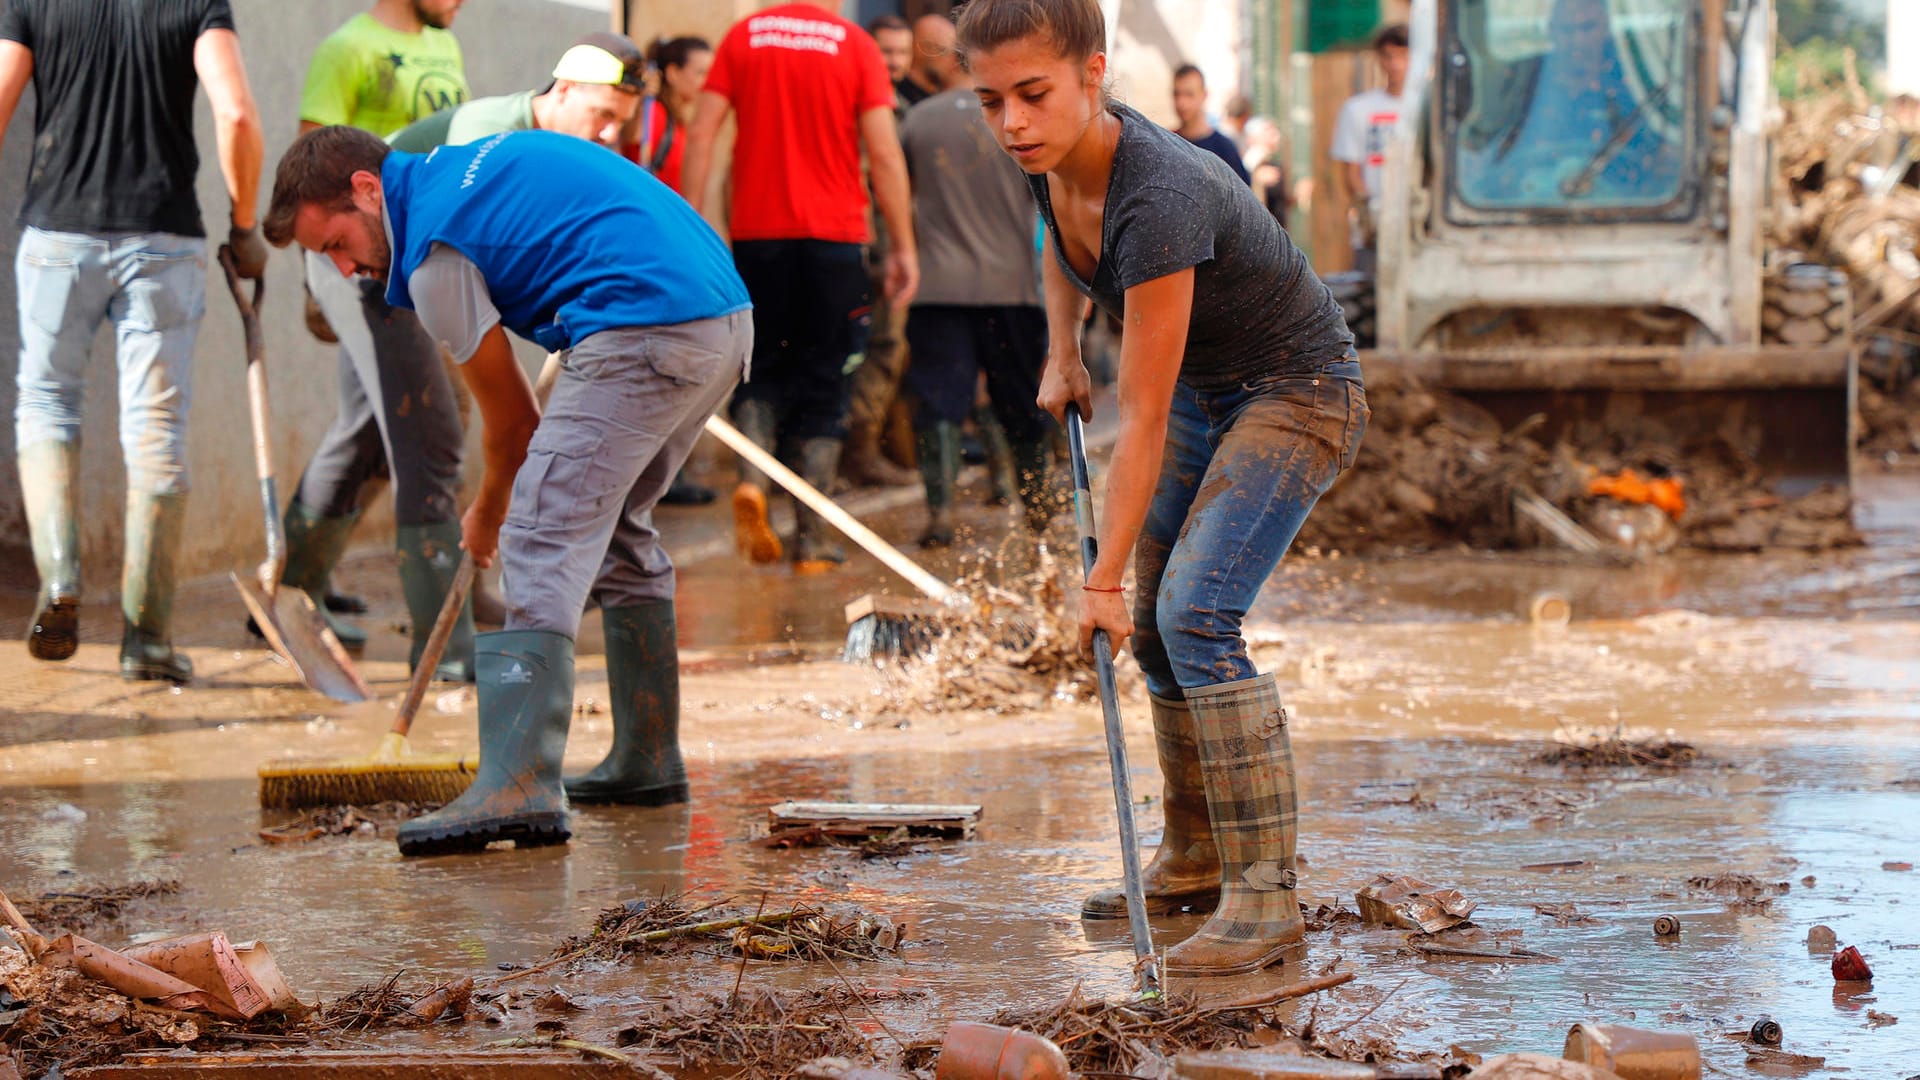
[
  {"xmin": 13, "ymin": 227, "xmax": 206, "ymax": 493},
  {"xmin": 1132, "ymin": 357, "xmax": 1369, "ymax": 699}
]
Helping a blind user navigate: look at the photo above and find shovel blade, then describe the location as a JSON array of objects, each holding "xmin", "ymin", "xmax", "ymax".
[{"xmin": 232, "ymin": 573, "xmax": 371, "ymax": 703}]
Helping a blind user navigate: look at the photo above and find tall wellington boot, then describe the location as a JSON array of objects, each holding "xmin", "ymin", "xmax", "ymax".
[
  {"xmin": 790, "ymin": 438, "xmax": 848, "ymax": 573},
  {"xmin": 19, "ymin": 441, "xmax": 81, "ymax": 661},
  {"xmin": 396, "ymin": 522, "xmax": 476, "ymax": 683},
  {"xmin": 915, "ymin": 422, "xmax": 962, "ymax": 548},
  {"xmin": 564, "ymin": 599, "xmax": 688, "ymax": 806},
  {"xmin": 1082, "ymin": 692, "xmax": 1222, "ymax": 918},
  {"xmin": 730, "ymin": 398, "xmax": 783, "ymax": 564},
  {"xmin": 277, "ymin": 502, "xmax": 367, "ymax": 649},
  {"xmin": 1161, "ymin": 673, "xmax": 1306, "ymax": 977},
  {"xmin": 396, "ymin": 630, "xmax": 574, "ymax": 856},
  {"xmin": 120, "ymin": 492, "xmax": 193, "ymax": 684}
]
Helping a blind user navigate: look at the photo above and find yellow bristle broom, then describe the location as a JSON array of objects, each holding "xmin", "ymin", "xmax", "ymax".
[{"xmin": 258, "ymin": 553, "xmax": 479, "ymax": 809}]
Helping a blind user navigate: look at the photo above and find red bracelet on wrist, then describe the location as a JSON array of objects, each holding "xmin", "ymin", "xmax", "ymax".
[{"xmin": 1081, "ymin": 584, "xmax": 1125, "ymax": 594}]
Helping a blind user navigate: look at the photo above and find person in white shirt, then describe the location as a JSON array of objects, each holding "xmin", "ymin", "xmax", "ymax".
[{"xmin": 1329, "ymin": 23, "xmax": 1408, "ymax": 270}]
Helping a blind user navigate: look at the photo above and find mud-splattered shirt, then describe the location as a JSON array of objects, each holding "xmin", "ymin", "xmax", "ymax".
[{"xmin": 1029, "ymin": 101, "xmax": 1353, "ymax": 389}]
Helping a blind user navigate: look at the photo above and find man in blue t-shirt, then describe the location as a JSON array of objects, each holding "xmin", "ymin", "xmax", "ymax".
[{"xmin": 264, "ymin": 126, "xmax": 752, "ymax": 858}]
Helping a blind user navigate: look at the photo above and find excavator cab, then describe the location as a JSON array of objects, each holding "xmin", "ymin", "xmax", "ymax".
[{"xmin": 1361, "ymin": 0, "xmax": 1855, "ymax": 509}]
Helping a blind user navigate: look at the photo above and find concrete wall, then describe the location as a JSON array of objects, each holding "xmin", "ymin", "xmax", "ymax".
[{"xmin": 0, "ymin": 0, "xmax": 610, "ymax": 598}]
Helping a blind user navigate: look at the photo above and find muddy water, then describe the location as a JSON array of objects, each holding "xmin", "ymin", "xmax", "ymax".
[{"xmin": 1, "ymin": 636, "xmax": 1915, "ymax": 1074}]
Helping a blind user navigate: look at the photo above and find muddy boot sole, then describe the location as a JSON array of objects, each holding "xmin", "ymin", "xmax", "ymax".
[
  {"xmin": 563, "ymin": 778, "xmax": 690, "ymax": 807},
  {"xmin": 396, "ymin": 811, "xmax": 571, "ymax": 857},
  {"xmin": 1081, "ymin": 886, "xmax": 1221, "ymax": 920},
  {"xmin": 1161, "ymin": 938, "xmax": 1299, "ymax": 978},
  {"xmin": 732, "ymin": 484, "xmax": 784, "ymax": 564},
  {"xmin": 28, "ymin": 594, "xmax": 80, "ymax": 662},
  {"xmin": 120, "ymin": 653, "xmax": 193, "ymax": 685}
]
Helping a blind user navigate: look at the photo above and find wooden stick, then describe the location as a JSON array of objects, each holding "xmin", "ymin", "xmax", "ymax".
[
  {"xmin": 1413, "ymin": 943, "xmax": 1559, "ymax": 962},
  {"xmin": 0, "ymin": 887, "xmax": 46, "ymax": 957},
  {"xmin": 1198, "ymin": 969, "xmax": 1356, "ymax": 1014},
  {"xmin": 488, "ymin": 1036, "xmax": 630, "ymax": 1064}
]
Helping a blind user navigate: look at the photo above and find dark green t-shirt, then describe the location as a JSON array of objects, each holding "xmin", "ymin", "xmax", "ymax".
[{"xmin": 388, "ymin": 90, "xmax": 536, "ymax": 152}]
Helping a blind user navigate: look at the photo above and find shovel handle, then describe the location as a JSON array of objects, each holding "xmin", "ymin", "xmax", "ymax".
[
  {"xmin": 391, "ymin": 551, "xmax": 476, "ymax": 738},
  {"xmin": 1065, "ymin": 405, "xmax": 1159, "ymax": 993},
  {"xmin": 219, "ymin": 248, "xmax": 284, "ymax": 585}
]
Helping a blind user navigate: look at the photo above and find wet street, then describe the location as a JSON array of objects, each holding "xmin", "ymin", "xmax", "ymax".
[{"xmin": 1, "ymin": 467, "xmax": 1917, "ymax": 1075}]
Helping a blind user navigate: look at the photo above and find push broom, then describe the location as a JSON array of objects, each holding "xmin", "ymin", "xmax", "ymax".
[{"xmin": 258, "ymin": 553, "xmax": 479, "ymax": 809}]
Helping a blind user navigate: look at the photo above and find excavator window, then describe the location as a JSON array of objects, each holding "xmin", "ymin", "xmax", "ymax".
[{"xmin": 1446, "ymin": 0, "xmax": 1693, "ymax": 218}]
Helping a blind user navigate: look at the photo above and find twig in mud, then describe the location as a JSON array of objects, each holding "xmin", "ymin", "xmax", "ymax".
[
  {"xmin": 819, "ymin": 946, "xmax": 904, "ymax": 1051},
  {"xmin": 1412, "ymin": 943, "xmax": 1559, "ymax": 962},
  {"xmin": 625, "ymin": 908, "xmax": 803, "ymax": 944},
  {"xmin": 489, "ymin": 1035, "xmax": 631, "ymax": 1064},
  {"xmin": 1197, "ymin": 970, "xmax": 1356, "ymax": 1014},
  {"xmin": 1324, "ymin": 978, "xmax": 1410, "ymax": 1037},
  {"xmin": 730, "ymin": 893, "xmax": 768, "ymax": 1009}
]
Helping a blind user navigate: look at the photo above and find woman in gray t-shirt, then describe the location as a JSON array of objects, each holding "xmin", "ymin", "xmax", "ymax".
[{"xmin": 959, "ymin": 0, "xmax": 1369, "ymax": 979}]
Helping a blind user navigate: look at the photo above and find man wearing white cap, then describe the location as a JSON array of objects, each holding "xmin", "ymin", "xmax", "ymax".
[{"xmin": 288, "ymin": 32, "xmax": 646, "ymax": 684}]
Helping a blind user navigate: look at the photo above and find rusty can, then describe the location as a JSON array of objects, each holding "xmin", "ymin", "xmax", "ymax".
[
  {"xmin": 1748, "ymin": 1017, "xmax": 1782, "ymax": 1046},
  {"xmin": 1652, "ymin": 915, "xmax": 1681, "ymax": 937},
  {"xmin": 1563, "ymin": 1023, "xmax": 1702, "ymax": 1080}
]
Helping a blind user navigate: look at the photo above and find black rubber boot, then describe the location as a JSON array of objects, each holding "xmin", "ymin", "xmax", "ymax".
[
  {"xmin": 564, "ymin": 599, "xmax": 689, "ymax": 806},
  {"xmin": 396, "ymin": 522, "xmax": 476, "ymax": 683},
  {"xmin": 916, "ymin": 422, "xmax": 962, "ymax": 548},
  {"xmin": 120, "ymin": 492, "xmax": 192, "ymax": 684},
  {"xmin": 20, "ymin": 441, "xmax": 82, "ymax": 662},
  {"xmin": 271, "ymin": 502, "xmax": 367, "ymax": 650},
  {"xmin": 791, "ymin": 437, "xmax": 848, "ymax": 572},
  {"xmin": 396, "ymin": 630, "xmax": 574, "ymax": 856}
]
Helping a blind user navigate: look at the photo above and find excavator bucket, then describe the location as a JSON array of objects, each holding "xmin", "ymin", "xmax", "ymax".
[{"xmin": 1380, "ymin": 344, "xmax": 1856, "ymax": 499}]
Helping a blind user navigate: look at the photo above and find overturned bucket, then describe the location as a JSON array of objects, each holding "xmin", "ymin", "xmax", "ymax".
[{"xmin": 1563, "ymin": 1023, "xmax": 1701, "ymax": 1080}]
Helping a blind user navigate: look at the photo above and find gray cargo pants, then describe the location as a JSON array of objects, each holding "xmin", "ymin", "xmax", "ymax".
[
  {"xmin": 500, "ymin": 311, "xmax": 751, "ymax": 638},
  {"xmin": 291, "ymin": 251, "xmax": 464, "ymax": 525}
]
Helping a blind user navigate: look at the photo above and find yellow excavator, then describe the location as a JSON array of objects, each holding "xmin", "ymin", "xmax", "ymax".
[{"xmin": 1340, "ymin": 0, "xmax": 1854, "ymax": 506}]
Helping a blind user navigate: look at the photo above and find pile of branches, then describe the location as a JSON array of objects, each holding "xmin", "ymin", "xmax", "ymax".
[
  {"xmin": 548, "ymin": 896, "xmax": 901, "ymax": 972},
  {"xmin": 1535, "ymin": 736, "xmax": 1699, "ymax": 768},
  {"xmin": 14, "ymin": 880, "xmax": 180, "ymax": 934},
  {"xmin": 616, "ymin": 985, "xmax": 915, "ymax": 1076}
]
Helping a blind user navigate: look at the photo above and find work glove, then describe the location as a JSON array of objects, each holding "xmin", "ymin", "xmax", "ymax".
[{"xmin": 227, "ymin": 221, "xmax": 270, "ymax": 280}]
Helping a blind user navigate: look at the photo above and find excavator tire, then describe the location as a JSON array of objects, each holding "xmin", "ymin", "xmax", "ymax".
[
  {"xmin": 1325, "ymin": 270, "xmax": 1376, "ymax": 350},
  {"xmin": 1762, "ymin": 262, "xmax": 1851, "ymax": 347}
]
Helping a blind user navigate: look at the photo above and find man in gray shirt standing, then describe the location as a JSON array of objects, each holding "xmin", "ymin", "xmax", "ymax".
[{"xmin": 898, "ymin": 66, "xmax": 1056, "ymax": 546}]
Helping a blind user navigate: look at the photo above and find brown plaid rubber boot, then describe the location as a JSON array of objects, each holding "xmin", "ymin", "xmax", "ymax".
[
  {"xmin": 1163, "ymin": 672, "xmax": 1305, "ymax": 977},
  {"xmin": 1083, "ymin": 692, "xmax": 1222, "ymax": 918}
]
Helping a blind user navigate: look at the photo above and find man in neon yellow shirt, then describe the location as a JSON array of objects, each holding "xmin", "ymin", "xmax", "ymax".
[
  {"xmin": 300, "ymin": 0, "xmax": 466, "ymax": 137},
  {"xmin": 268, "ymin": 0, "xmax": 481, "ymax": 682}
]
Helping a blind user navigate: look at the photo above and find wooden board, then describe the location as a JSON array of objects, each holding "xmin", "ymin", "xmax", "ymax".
[{"xmin": 767, "ymin": 801, "xmax": 983, "ymax": 840}]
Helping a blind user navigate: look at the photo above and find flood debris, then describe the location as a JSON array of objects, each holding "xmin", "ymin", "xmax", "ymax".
[
  {"xmin": 1865, "ymin": 1009, "xmax": 1897, "ymax": 1028},
  {"xmin": 1685, "ymin": 874, "xmax": 1789, "ymax": 902},
  {"xmin": 1561, "ymin": 1023, "xmax": 1701, "ymax": 1079},
  {"xmin": 613, "ymin": 985, "xmax": 919, "ymax": 1076},
  {"xmin": 312, "ymin": 971, "xmax": 475, "ymax": 1032},
  {"xmin": 1744, "ymin": 1046, "xmax": 1825, "ymax": 1069},
  {"xmin": 13, "ymin": 882, "xmax": 180, "ymax": 935},
  {"xmin": 1531, "ymin": 904, "xmax": 1599, "ymax": 929},
  {"xmin": 1292, "ymin": 367, "xmax": 1858, "ymax": 556},
  {"xmin": 1831, "ymin": 945, "xmax": 1873, "ymax": 983},
  {"xmin": 1355, "ymin": 876, "xmax": 1476, "ymax": 934},
  {"xmin": 760, "ymin": 801, "xmax": 981, "ymax": 850},
  {"xmin": 257, "ymin": 802, "xmax": 440, "ymax": 844},
  {"xmin": 1652, "ymin": 915, "xmax": 1681, "ymax": 938},
  {"xmin": 936, "ymin": 1022, "xmax": 1068, "ymax": 1080},
  {"xmin": 1534, "ymin": 733, "xmax": 1698, "ymax": 769},
  {"xmin": 1806, "ymin": 924, "xmax": 1837, "ymax": 952},
  {"xmin": 546, "ymin": 896, "xmax": 902, "ymax": 974}
]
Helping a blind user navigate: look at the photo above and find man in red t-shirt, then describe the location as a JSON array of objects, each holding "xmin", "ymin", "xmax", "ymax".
[{"xmin": 682, "ymin": 0, "xmax": 918, "ymax": 572}]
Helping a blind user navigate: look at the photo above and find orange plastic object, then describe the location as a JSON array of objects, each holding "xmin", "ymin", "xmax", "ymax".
[
  {"xmin": 936, "ymin": 1022, "xmax": 1070, "ymax": 1080},
  {"xmin": 1587, "ymin": 469, "xmax": 1686, "ymax": 518},
  {"xmin": 1833, "ymin": 944, "xmax": 1874, "ymax": 982}
]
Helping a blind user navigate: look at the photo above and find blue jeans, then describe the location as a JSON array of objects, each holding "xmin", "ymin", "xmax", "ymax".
[
  {"xmin": 14, "ymin": 227, "xmax": 207, "ymax": 493},
  {"xmin": 1132, "ymin": 357, "xmax": 1369, "ymax": 699}
]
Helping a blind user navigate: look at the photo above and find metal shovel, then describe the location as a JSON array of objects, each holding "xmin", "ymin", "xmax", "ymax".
[
  {"xmin": 1066, "ymin": 403, "xmax": 1160, "ymax": 994},
  {"xmin": 218, "ymin": 249, "xmax": 370, "ymax": 703}
]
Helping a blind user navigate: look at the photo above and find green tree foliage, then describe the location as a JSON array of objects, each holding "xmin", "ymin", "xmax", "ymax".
[{"xmin": 1773, "ymin": 0, "xmax": 1884, "ymax": 99}]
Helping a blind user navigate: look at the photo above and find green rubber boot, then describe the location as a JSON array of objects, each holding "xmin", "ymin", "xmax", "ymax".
[
  {"xmin": 279, "ymin": 503, "xmax": 367, "ymax": 650},
  {"xmin": 396, "ymin": 522, "xmax": 476, "ymax": 683},
  {"xmin": 564, "ymin": 599, "xmax": 689, "ymax": 806},
  {"xmin": 915, "ymin": 421, "xmax": 962, "ymax": 548},
  {"xmin": 790, "ymin": 438, "xmax": 848, "ymax": 572},
  {"xmin": 19, "ymin": 441, "xmax": 82, "ymax": 662},
  {"xmin": 396, "ymin": 630, "xmax": 574, "ymax": 856},
  {"xmin": 120, "ymin": 491, "xmax": 192, "ymax": 684}
]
